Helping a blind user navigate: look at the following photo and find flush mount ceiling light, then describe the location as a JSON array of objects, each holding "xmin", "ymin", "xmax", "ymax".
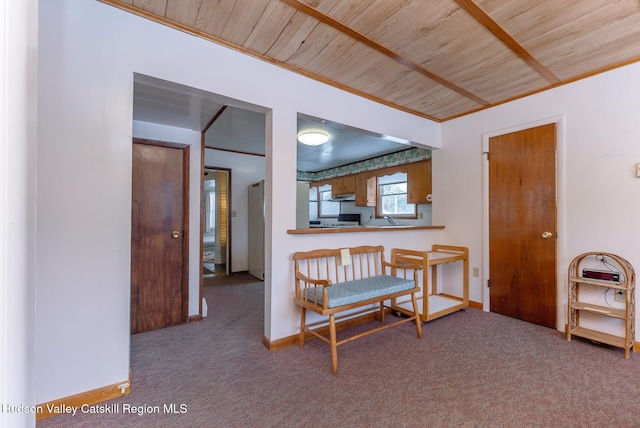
[{"xmin": 298, "ymin": 131, "xmax": 329, "ymax": 146}]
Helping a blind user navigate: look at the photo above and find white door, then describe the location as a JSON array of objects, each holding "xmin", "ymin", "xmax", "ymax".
[{"xmin": 248, "ymin": 180, "xmax": 265, "ymax": 280}]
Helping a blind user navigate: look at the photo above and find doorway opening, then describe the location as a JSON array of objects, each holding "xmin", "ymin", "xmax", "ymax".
[
  {"xmin": 133, "ymin": 73, "xmax": 269, "ymax": 345},
  {"xmin": 203, "ymin": 167, "xmax": 231, "ymax": 278}
]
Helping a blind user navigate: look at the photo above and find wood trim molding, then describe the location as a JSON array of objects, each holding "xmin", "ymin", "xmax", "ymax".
[
  {"xmin": 188, "ymin": 314, "xmax": 203, "ymax": 323},
  {"xmin": 454, "ymin": 0, "xmax": 560, "ymax": 84},
  {"xmin": 264, "ymin": 334, "xmax": 298, "ymax": 351},
  {"xmin": 36, "ymin": 372, "xmax": 132, "ymax": 421},
  {"xmin": 181, "ymin": 145, "xmax": 190, "ymax": 323},
  {"xmin": 468, "ymin": 300, "xmax": 483, "ymax": 310},
  {"xmin": 199, "ymin": 132, "xmax": 205, "ymax": 317},
  {"xmin": 202, "ymin": 105, "xmax": 227, "ymax": 134},
  {"xmin": 203, "ymin": 165, "xmax": 233, "ymax": 275}
]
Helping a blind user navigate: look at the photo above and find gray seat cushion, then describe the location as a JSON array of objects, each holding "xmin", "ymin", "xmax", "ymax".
[{"xmin": 305, "ymin": 275, "xmax": 415, "ymax": 308}]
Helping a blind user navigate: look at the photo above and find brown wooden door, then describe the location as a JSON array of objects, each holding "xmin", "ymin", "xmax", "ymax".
[
  {"xmin": 489, "ymin": 124, "xmax": 557, "ymax": 328},
  {"xmin": 131, "ymin": 141, "xmax": 189, "ymax": 334}
]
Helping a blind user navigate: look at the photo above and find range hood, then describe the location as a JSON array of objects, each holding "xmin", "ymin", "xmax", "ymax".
[{"xmin": 329, "ymin": 194, "xmax": 356, "ymax": 202}]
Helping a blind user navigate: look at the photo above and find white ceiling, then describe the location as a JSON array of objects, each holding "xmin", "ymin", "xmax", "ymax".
[
  {"xmin": 295, "ymin": 114, "xmax": 413, "ymax": 172},
  {"xmin": 133, "ymin": 74, "xmax": 415, "ymax": 172},
  {"xmin": 133, "ymin": 73, "xmax": 228, "ymax": 131}
]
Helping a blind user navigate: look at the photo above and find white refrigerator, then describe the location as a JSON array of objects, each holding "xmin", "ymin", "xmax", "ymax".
[
  {"xmin": 248, "ymin": 180, "xmax": 265, "ymax": 280},
  {"xmin": 296, "ymin": 182, "xmax": 310, "ymax": 229}
]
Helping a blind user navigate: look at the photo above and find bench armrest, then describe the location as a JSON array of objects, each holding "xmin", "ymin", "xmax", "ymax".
[
  {"xmin": 295, "ymin": 271, "xmax": 331, "ymax": 287},
  {"xmin": 295, "ymin": 272, "xmax": 331, "ymax": 309}
]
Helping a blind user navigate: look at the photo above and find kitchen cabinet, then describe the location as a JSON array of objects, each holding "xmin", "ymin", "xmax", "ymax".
[
  {"xmin": 331, "ymin": 175, "xmax": 356, "ymax": 197},
  {"xmin": 566, "ymin": 251, "xmax": 635, "ymax": 358},
  {"xmin": 355, "ymin": 174, "xmax": 376, "ymax": 207},
  {"xmin": 316, "ymin": 159, "xmax": 431, "ymax": 205},
  {"xmin": 407, "ymin": 159, "xmax": 432, "ymax": 204}
]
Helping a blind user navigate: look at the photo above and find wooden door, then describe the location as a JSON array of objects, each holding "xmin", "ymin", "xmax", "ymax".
[
  {"xmin": 131, "ymin": 141, "xmax": 189, "ymax": 334},
  {"xmin": 489, "ymin": 124, "xmax": 557, "ymax": 328}
]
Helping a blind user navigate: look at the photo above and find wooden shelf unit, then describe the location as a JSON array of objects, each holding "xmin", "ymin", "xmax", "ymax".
[
  {"xmin": 566, "ymin": 252, "xmax": 635, "ymax": 358},
  {"xmin": 391, "ymin": 244, "xmax": 469, "ymax": 322}
]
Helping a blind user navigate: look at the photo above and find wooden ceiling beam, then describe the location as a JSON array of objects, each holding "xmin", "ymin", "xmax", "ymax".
[
  {"xmin": 202, "ymin": 105, "xmax": 227, "ymax": 134},
  {"xmin": 454, "ymin": 0, "xmax": 560, "ymax": 85},
  {"xmin": 280, "ymin": 0, "xmax": 489, "ymax": 107}
]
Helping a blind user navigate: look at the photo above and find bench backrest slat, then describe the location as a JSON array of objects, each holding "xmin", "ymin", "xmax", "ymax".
[{"xmin": 293, "ymin": 246, "xmax": 386, "ymax": 284}]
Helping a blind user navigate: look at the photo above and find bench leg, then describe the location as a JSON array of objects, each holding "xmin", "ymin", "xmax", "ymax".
[
  {"xmin": 379, "ymin": 301, "xmax": 385, "ymax": 323},
  {"xmin": 411, "ymin": 292, "xmax": 423, "ymax": 339},
  {"xmin": 299, "ymin": 307, "xmax": 306, "ymax": 349},
  {"xmin": 329, "ymin": 314, "xmax": 338, "ymax": 376}
]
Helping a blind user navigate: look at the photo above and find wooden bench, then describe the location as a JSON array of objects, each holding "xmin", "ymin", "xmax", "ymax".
[{"xmin": 293, "ymin": 245, "xmax": 422, "ymax": 375}]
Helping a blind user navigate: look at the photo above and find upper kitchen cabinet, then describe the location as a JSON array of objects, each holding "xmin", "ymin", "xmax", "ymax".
[
  {"xmin": 331, "ymin": 175, "xmax": 356, "ymax": 197},
  {"xmin": 355, "ymin": 173, "xmax": 376, "ymax": 207},
  {"xmin": 407, "ymin": 160, "xmax": 432, "ymax": 204}
]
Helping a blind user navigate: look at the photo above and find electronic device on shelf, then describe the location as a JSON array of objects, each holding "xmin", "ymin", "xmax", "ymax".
[{"xmin": 582, "ymin": 268, "xmax": 620, "ymax": 283}]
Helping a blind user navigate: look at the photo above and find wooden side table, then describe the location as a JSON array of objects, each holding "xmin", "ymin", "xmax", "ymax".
[{"xmin": 391, "ymin": 244, "xmax": 469, "ymax": 322}]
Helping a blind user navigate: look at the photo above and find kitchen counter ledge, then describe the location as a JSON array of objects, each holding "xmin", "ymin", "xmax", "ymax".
[{"xmin": 287, "ymin": 225, "xmax": 444, "ymax": 234}]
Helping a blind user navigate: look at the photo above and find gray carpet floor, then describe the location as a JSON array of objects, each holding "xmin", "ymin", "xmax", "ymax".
[{"xmin": 38, "ymin": 274, "xmax": 640, "ymax": 427}]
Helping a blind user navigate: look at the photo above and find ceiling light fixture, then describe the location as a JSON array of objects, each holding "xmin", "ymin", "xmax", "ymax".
[{"xmin": 298, "ymin": 131, "xmax": 329, "ymax": 146}]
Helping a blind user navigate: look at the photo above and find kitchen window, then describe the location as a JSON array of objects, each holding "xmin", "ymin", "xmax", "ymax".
[
  {"xmin": 378, "ymin": 172, "xmax": 416, "ymax": 217},
  {"xmin": 309, "ymin": 186, "xmax": 318, "ymax": 221}
]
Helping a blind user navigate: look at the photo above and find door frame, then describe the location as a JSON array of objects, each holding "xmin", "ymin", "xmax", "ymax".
[
  {"xmin": 481, "ymin": 115, "xmax": 567, "ymax": 330},
  {"xmin": 201, "ymin": 166, "xmax": 232, "ymax": 277}
]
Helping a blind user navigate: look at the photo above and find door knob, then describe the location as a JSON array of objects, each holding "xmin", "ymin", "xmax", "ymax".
[
  {"xmin": 541, "ymin": 231, "xmax": 553, "ymax": 239},
  {"xmin": 171, "ymin": 231, "xmax": 180, "ymax": 239}
]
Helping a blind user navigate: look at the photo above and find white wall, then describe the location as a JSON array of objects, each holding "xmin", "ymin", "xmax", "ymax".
[
  {"xmin": 35, "ymin": 0, "xmax": 440, "ymax": 404},
  {"xmin": 1, "ymin": 0, "xmax": 38, "ymax": 425},
  {"xmin": 438, "ymin": 61, "xmax": 640, "ymax": 331},
  {"xmin": 204, "ymin": 148, "xmax": 266, "ymax": 273}
]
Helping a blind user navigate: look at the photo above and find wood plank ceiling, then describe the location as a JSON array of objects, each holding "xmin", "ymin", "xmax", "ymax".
[{"xmin": 101, "ymin": 0, "xmax": 640, "ymax": 122}]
